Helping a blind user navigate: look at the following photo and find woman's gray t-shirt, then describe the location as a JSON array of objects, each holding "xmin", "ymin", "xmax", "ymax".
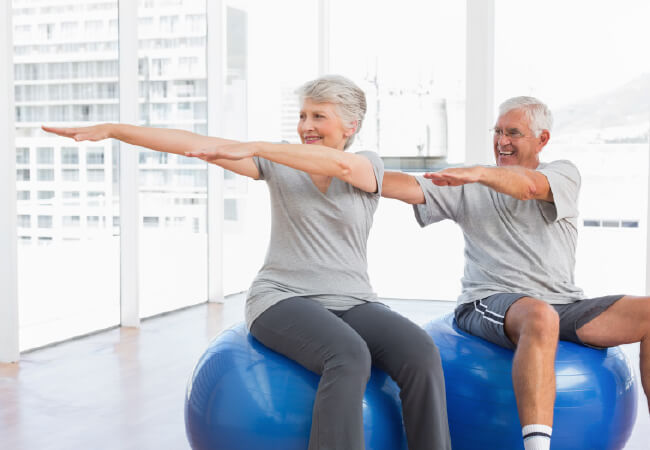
[{"xmin": 245, "ymin": 151, "xmax": 384, "ymax": 330}]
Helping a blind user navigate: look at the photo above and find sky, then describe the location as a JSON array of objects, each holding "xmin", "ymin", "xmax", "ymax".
[{"xmin": 495, "ymin": 0, "xmax": 650, "ymax": 108}]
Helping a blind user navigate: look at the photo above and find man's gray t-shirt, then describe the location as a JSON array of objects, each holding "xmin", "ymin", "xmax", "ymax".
[
  {"xmin": 414, "ymin": 160, "xmax": 585, "ymax": 305},
  {"xmin": 245, "ymin": 151, "xmax": 384, "ymax": 330}
]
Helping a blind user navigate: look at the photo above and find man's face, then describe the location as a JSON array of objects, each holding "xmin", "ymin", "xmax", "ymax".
[{"xmin": 493, "ymin": 109, "xmax": 548, "ymax": 169}]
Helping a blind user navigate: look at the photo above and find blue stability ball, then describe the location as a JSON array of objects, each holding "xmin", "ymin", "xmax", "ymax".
[
  {"xmin": 185, "ymin": 323, "xmax": 408, "ymax": 450},
  {"xmin": 424, "ymin": 313, "xmax": 638, "ymax": 450}
]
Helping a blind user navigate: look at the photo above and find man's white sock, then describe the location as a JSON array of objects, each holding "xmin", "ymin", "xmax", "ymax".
[{"xmin": 522, "ymin": 424, "xmax": 552, "ymax": 450}]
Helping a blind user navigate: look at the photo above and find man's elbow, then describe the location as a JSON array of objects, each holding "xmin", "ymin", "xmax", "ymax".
[
  {"xmin": 382, "ymin": 189, "xmax": 425, "ymax": 204},
  {"xmin": 516, "ymin": 180, "xmax": 538, "ymax": 201}
]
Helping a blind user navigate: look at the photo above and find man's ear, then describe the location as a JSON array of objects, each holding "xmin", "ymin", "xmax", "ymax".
[{"xmin": 538, "ymin": 129, "xmax": 550, "ymax": 150}]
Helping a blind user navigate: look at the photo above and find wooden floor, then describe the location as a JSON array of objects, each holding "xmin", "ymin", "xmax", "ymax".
[{"xmin": 1, "ymin": 295, "xmax": 648, "ymax": 449}]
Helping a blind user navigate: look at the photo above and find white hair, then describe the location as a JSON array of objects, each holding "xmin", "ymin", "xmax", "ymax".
[
  {"xmin": 296, "ymin": 75, "xmax": 367, "ymax": 150},
  {"xmin": 498, "ymin": 96, "xmax": 553, "ymax": 137}
]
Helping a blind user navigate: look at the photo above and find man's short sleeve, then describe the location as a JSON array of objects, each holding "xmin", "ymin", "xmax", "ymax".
[
  {"xmin": 538, "ymin": 160, "xmax": 581, "ymax": 222},
  {"xmin": 412, "ymin": 176, "xmax": 463, "ymax": 227},
  {"xmin": 355, "ymin": 150, "xmax": 384, "ymax": 195}
]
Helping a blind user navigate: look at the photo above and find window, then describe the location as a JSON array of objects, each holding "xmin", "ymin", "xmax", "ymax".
[
  {"xmin": 86, "ymin": 216, "xmax": 101, "ymax": 228},
  {"xmin": 87, "ymin": 169, "xmax": 105, "ymax": 182},
  {"xmin": 495, "ymin": 0, "xmax": 650, "ymax": 296},
  {"xmin": 37, "ymin": 169, "xmax": 54, "ymax": 181},
  {"xmin": 17, "ymin": 215, "xmax": 31, "ymax": 228},
  {"xmin": 37, "ymin": 147, "xmax": 54, "ymax": 164},
  {"xmin": 62, "ymin": 216, "xmax": 80, "ymax": 227},
  {"xmin": 37, "ymin": 23, "xmax": 54, "ymax": 40},
  {"xmin": 62, "ymin": 191, "xmax": 80, "ymax": 199},
  {"xmin": 37, "ymin": 215, "xmax": 53, "ymax": 228},
  {"xmin": 62, "ymin": 169, "xmax": 79, "ymax": 182},
  {"xmin": 16, "ymin": 147, "xmax": 29, "ymax": 164},
  {"xmin": 86, "ymin": 147, "xmax": 105, "ymax": 164},
  {"xmin": 37, "ymin": 191, "xmax": 55, "ymax": 200},
  {"xmin": 87, "ymin": 191, "xmax": 105, "ymax": 206},
  {"xmin": 37, "ymin": 237, "xmax": 53, "ymax": 245},
  {"xmin": 17, "ymin": 169, "xmax": 30, "ymax": 181},
  {"xmin": 329, "ymin": 0, "xmax": 466, "ymax": 164},
  {"xmin": 12, "ymin": 0, "xmax": 120, "ymax": 350},
  {"xmin": 138, "ymin": 0, "xmax": 209, "ymax": 318},
  {"xmin": 61, "ymin": 147, "xmax": 79, "ymax": 164},
  {"xmin": 143, "ymin": 216, "xmax": 159, "ymax": 227},
  {"xmin": 85, "ymin": 20, "xmax": 102, "ymax": 34},
  {"xmin": 61, "ymin": 21, "xmax": 78, "ymax": 38}
]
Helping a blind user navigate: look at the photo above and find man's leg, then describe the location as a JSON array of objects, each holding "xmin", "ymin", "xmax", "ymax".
[
  {"xmin": 576, "ymin": 295, "xmax": 650, "ymax": 412},
  {"xmin": 502, "ymin": 296, "xmax": 559, "ymax": 450},
  {"xmin": 504, "ymin": 296, "xmax": 559, "ymax": 428}
]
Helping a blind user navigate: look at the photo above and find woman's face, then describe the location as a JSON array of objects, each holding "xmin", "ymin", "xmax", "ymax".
[{"xmin": 297, "ymin": 98, "xmax": 355, "ymax": 150}]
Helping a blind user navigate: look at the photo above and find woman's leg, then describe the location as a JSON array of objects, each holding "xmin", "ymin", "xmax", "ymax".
[
  {"xmin": 340, "ymin": 302, "xmax": 451, "ymax": 450},
  {"xmin": 250, "ymin": 297, "xmax": 371, "ymax": 450}
]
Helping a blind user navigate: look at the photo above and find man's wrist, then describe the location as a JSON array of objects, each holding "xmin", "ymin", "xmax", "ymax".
[{"xmin": 475, "ymin": 166, "xmax": 489, "ymax": 183}]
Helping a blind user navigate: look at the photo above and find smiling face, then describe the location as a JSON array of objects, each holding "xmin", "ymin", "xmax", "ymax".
[
  {"xmin": 493, "ymin": 108, "xmax": 549, "ymax": 169},
  {"xmin": 297, "ymin": 98, "xmax": 355, "ymax": 151}
]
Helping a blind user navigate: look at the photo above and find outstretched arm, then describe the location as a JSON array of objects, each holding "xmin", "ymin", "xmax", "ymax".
[
  {"xmin": 187, "ymin": 141, "xmax": 379, "ymax": 193},
  {"xmin": 42, "ymin": 124, "xmax": 259, "ymax": 179},
  {"xmin": 381, "ymin": 171, "xmax": 425, "ymax": 204},
  {"xmin": 426, "ymin": 165, "xmax": 553, "ymax": 202}
]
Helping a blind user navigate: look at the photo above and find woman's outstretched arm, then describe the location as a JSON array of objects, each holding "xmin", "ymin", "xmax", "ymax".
[
  {"xmin": 42, "ymin": 123, "xmax": 260, "ymax": 179},
  {"xmin": 187, "ymin": 141, "xmax": 379, "ymax": 193}
]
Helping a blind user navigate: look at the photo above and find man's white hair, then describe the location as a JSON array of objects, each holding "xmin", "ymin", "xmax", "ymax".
[
  {"xmin": 498, "ymin": 96, "xmax": 553, "ymax": 137},
  {"xmin": 296, "ymin": 75, "xmax": 367, "ymax": 150}
]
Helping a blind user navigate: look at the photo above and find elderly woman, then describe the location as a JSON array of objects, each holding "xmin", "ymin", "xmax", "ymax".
[{"xmin": 44, "ymin": 75, "xmax": 450, "ymax": 450}]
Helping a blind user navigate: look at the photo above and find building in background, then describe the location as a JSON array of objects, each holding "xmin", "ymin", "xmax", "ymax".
[{"xmin": 13, "ymin": 0, "xmax": 210, "ymax": 246}]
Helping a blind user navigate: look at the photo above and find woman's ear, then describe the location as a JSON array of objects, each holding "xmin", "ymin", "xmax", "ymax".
[{"xmin": 344, "ymin": 120, "xmax": 358, "ymax": 137}]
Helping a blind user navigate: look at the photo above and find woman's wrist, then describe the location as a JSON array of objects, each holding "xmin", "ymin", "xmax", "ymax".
[
  {"xmin": 253, "ymin": 141, "xmax": 270, "ymax": 158},
  {"xmin": 107, "ymin": 123, "xmax": 120, "ymax": 140}
]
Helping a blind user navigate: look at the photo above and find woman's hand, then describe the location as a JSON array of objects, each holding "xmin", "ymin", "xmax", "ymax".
[
  {"xmin": 185, "ymin": 142, "xmax": 261, "ymax": 162},
  {"xmin": 42, "ymin": 124, "xmax": 113, "ymax": 142}
]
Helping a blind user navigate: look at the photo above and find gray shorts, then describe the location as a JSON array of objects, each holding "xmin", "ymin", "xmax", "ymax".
[{"xmin": 454, "ymin": 293, "xmax": 625, "ymax": 350}]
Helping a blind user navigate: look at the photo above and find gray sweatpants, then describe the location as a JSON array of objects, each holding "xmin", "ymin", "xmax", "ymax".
[{"xmin": 250, "ymin": 297, "xmax": 451, "ymax": 450}]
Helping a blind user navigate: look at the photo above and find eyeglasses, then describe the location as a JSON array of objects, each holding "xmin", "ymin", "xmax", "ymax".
[{"xmin": 490, "ymin": 128, "xmax": 527, "ymax": 139}]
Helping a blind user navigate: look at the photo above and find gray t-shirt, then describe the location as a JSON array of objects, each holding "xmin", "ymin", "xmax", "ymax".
[
  {"xmin": 245, "ymin": 151, "xmax": 384, "ymax": 330},
  {"xmin": 414, "ymin": 160, "xmax": 585, "ymax": 305}
]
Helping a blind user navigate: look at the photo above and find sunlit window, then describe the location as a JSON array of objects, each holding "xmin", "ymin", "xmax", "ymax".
[
  {"xmin": 12, "ymin": 0, "xmax": 120, "ymax": 350},
  {"xmin": 495, "ymin": 0, "xmax": 650, "ymax": 296}
]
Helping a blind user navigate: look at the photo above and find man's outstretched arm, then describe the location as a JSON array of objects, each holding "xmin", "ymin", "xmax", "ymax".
[
  {"xmin": 382, "ymin": 171, "xmax": 426, "ymax": 204},
  {"xmin": 426, "ymin": 166, "xmax": 553, "ymax": 202}
]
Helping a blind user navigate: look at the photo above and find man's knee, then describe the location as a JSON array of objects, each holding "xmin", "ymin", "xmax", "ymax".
[
  {"xmin": 637, "ymin": 297, "xmax": 650, "ymax": 337},
  {"xmin": 507, "ymin": 299, "xmax": 559, "ymax": 345}
]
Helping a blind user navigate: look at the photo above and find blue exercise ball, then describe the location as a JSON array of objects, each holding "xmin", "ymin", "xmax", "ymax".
[
  {"xmin": 424, "ymin": 313, "xmax": 638, "ymax": 449},
  {"xmin": 185, "ymin": 323, "xmax": 408, "ymax": 450}
]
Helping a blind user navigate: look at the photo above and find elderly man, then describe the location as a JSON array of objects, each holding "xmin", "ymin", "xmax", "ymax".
[{"xmin": 382, "ymin": 96, "xmax": 650, "ymax": 450}]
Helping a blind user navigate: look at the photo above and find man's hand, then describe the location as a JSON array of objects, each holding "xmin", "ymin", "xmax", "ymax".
[{"xmin": 424, "ymin": 167, "xmax": 484, "ymax": 186}]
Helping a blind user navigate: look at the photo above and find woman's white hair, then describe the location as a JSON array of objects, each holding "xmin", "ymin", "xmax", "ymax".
[
  {"xmin": 498, "ymin": 96, "xmax": 553, "ymax": 137},
  {"xmin": 296, "ymin": 74, "xmax": 367, "ymax": 150}
]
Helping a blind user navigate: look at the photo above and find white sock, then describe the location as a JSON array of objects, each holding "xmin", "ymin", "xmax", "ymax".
[{"xmin": 522, "ymin": 424, "xmax": 552, "ymax": 450}]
